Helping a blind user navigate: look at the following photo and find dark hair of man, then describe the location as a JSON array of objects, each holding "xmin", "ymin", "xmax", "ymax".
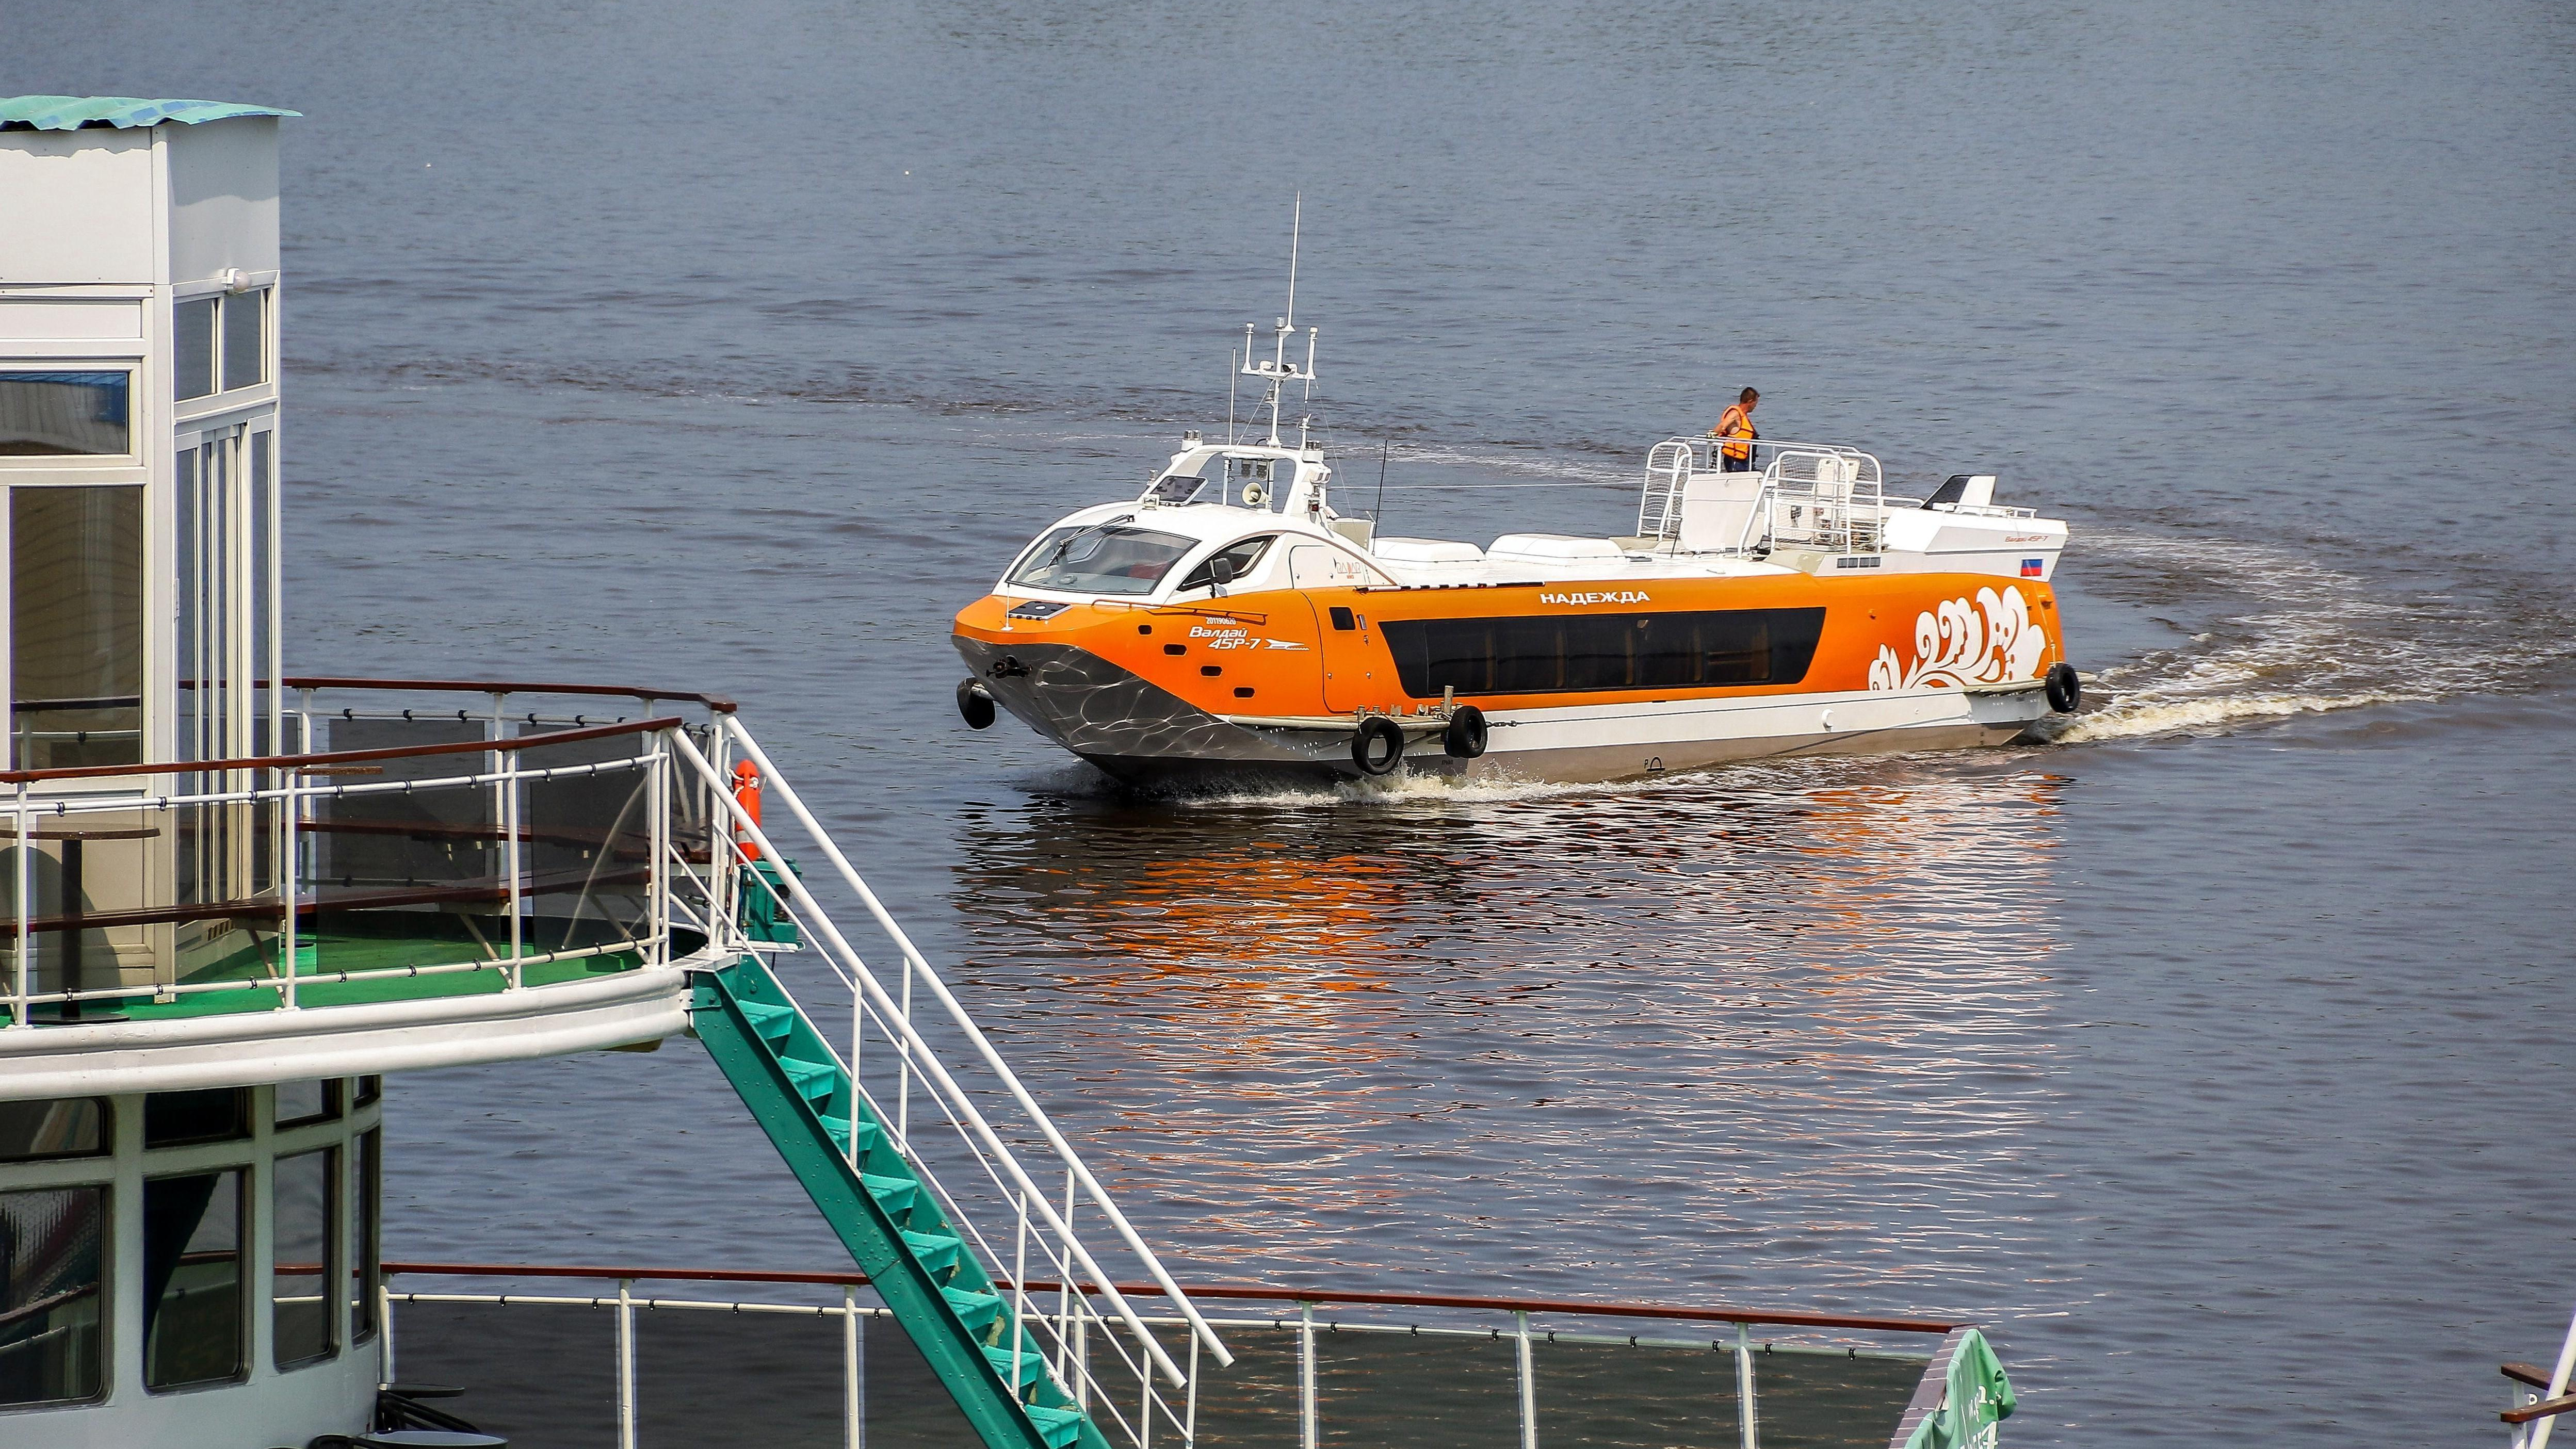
[{"xmin": 1740, "ymin": 387, "xmax": 1759, "ymax": 405}]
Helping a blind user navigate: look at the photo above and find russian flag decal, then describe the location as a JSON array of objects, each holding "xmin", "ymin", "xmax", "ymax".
[{"xmin": 2020, "ymin": 558, "xmax": 2045, "ymax": 577}]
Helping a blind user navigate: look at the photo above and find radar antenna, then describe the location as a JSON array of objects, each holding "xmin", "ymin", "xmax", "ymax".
[{"xmin": 1241, "ymin": 195, "xmax": 1319, "ymax": 448}]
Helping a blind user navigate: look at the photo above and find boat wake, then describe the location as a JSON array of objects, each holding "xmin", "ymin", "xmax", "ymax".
[{"xmin": 2040, "ymin": 530, "xmax": 2576, "ymax": 744}]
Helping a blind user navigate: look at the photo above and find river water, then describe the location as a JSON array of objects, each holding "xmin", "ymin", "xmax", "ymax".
[{"xmin": 25, "ymin": 3, "xmax": 2576, "ymax": 1443}]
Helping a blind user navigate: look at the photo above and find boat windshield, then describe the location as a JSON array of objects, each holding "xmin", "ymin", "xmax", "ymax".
[{"xmin": 1007, "ymin": 524, "xmax": 1196, "ymax": 596}]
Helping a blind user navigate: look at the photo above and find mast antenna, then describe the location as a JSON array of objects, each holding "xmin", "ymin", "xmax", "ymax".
[{"xmin": 1284, "ymin": 192, "xmax": 1301, "ymax": 331}]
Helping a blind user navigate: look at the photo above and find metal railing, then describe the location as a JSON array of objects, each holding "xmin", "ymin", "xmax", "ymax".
[
  {"xmin": 2, "ymin": 703, "xmax": 688, "ymax": 1023},
  {"xmin": 675, "ymin": 714, "xmax": 1232, "ymax": 1445},
  {"xmin": 0, "ymin": 677, "xmax": 1229, "ymax": 1445},
  {"xmin": 2506, "ymin": 1301, "xmax": 2576, "ymax": 1447},
  {"xmin": 380, "ymin": 1261, "xmax": 1966, "ymax": 1449},
  {"xmin": 1634, "ymin": 437, "xmax": 1891, "ymax": 556}
]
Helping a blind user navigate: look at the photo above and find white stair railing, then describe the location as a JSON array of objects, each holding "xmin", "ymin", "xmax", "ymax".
[{"xmin": 666, "ymin": 722, "xmax": 1232, "ymax": 1447}]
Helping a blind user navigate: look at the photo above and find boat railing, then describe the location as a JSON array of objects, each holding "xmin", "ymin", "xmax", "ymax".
[
  {"xmin": 379, "ymin": 1259, "xmax": 1975, "ymax": 1449},
  {"xmin": 1637, "ymin": 437, "xmax": 1889, "ymax": 555}
]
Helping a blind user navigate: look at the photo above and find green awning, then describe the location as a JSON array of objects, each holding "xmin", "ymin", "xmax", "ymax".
[{"xmin": 0, "ymin": 96, "xmax": 299, "ymax": 132}]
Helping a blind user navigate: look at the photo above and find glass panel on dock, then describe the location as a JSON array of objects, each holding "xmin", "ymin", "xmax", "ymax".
[
  {"xmin": 10, "ymin": 485, "xmax": 144, "ymax": 770},
  {"xmin": 174, "ymin": 298, "xmax": 217, "ymax": 401},
  {"xmin": 0, "ymin": 371, "xmax": 130, "ymax": 456},
  {"xmin": 517, "ymin": 725, "xmax": 658, "ymax": 970},
  {"xmin": 273, "ymin": 1145, "xmax": 338, "ymax": 1370},
  {"xmin": 0, "ymin": 1185, "xmax": 105, "ymax": 1407},
  {"xmin": 274, "ymin": 1080, "xmax": 341, "ymax": 1128},
  {"xmin": 220, "ymin": 289, "xmax": 266, "ymax": 393},
  {"xmin": 305, "ymin": 715, "xmax": 501, "ymax": 984},
  {"xmin": 351, "ymin": 1128, "xmax": 380, "ymax": 1343},
  {"xmin": 144, "ymin": 1088, "xmax": 250, "ymax": 1148},
  {"xmin": 0, "ymin": 1097, "xmax": 107, "ymax": 1160},
  {"xmin": 143, "ymin": 1168, "xmax": 245, "ymax": 1390}
]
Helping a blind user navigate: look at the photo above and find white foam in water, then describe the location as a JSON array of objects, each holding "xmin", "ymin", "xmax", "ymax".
[{"xmin": 2043, "ymin": 529, "xmax": 2575, "ymax": 745}]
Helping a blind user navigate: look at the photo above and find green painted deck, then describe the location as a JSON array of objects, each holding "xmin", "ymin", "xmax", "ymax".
[{"xmin": 1, "ymin": 924, "xmax": 651, "ymax": 1027}]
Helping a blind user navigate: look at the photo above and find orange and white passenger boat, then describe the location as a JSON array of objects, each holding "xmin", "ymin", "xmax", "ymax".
[{"xmin": 953, "ymin": 307, "xmax": 2079, "ymax": 786}]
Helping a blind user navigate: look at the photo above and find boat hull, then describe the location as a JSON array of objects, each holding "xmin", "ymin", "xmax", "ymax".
[{"xmin": 954, "ymin": 569, "xmax": 2067, "ymax": 786}]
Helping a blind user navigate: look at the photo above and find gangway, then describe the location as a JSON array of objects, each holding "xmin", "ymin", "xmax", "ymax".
[{"xmin": 669, "ymin": 717, "xmax": 1236, "ymax": 1449}]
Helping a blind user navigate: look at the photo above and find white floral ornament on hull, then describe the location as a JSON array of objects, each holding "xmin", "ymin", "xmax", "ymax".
[{"xmin": 1867, "ymin": 585, "xmax": 2047, "ymax": 691}]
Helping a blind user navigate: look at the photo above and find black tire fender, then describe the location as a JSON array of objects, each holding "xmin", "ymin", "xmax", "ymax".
[
  {"xmin": 2045, "ymin": 662, "xmax": 2081, "ymax": 714},
  {"xmin": 1442, "ymin": 705, "xmax": 1488, "ymax": 759},
  {"xmin": 956, "ymin": 679, "xmax": 997, "ymax": 730},
  {"xmin": 1352, "ymin": 716, "xmax": 1404, "ymax": 776}
]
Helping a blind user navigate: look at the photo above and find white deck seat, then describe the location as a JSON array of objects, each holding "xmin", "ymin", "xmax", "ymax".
[
  {"xmin": 1676, "ymin": 471, "xmax": 1764, "ymax": 553},
  {"xmin": 1373, "ymin": 537, "xmax": 1486, "ymax": 565},
  {"xmin": 1486, "ymin": 533, "xmax": 1626, "ymax": 566}
]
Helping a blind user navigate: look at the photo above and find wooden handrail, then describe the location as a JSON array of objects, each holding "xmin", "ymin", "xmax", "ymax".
[
  {"xmin": 2507, "ymin": 1362, "xmax": 2562, "ymax": 1391},
  {"xmin": 381, "ymin": 1261, "xmax": 1961, "ymax": 1334},
  {"xmin": 0, "ymin": 715, "xmax": 682, "ymax": 785},
  {"xmin": 280, "ymin": 677, "xmax": 737, "ymax": 714},
  {"xmin": 2505, "ymin": 1392, "xmax": 2576, "ymax": 1425}
]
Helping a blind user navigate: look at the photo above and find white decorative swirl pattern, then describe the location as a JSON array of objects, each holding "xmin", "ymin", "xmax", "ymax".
[{"xmin": 1867, "ymin": 585, "xmax": 2048, "ymax": 691}]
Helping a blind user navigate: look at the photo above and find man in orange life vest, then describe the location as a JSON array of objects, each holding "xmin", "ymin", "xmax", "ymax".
[{"xmin": 1710, "ymin": 387, "xmax": 1759, "ymax": 472}]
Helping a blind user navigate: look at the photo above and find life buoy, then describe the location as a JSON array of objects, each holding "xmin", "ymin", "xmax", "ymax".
[
  {"xmin": 731, "ymin": 761, "xmax": 764, "ymax": 862},
  {"xmin": 1352, "ymin": 717, "xmax": 1404, "ymax": 775},
  {"xmin": 2045, "ymin": 662, "xmax": 2082, "ymax": 714},
  {"xmin": 1443, "ymin": 706, "xmax": 1488, "ymax": 759},
  {"xmin": 957, "ymin": 679, "xmax": 997, "ymax": 729}
]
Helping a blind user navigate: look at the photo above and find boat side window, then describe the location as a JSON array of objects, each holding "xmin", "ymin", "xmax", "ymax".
[
  {"xmin": 1145, "ymin": 473, "xmax": 1212, "ymax": 505},
  {"xmin": 1176, "ymin": 535, "xmax": 1276, "ymax": 593},
  {"xmin": 1383, "ymin": 608, "xmax": 1827, "ymax": 697},
  {"xmin": 1006, "ymin": 524, "xmax": 1195, "ymax": 596},
  {"xmin": 1005, "ymin": 526, "xmax": 1083, "ymax": 582}
]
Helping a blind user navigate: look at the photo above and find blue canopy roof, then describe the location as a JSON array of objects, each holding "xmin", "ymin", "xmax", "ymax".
[{"xmin": 0, "ymin": 96, "xmax": 299, "ymax": 131}]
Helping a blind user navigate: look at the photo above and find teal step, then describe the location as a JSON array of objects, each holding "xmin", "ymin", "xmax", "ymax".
[
  {"xmin": 780, "ymin": 1054, "xmax": 836, "ymax": 1101},
  {"xmin": 903, "ymin": 1228, "xmax": 967, "ymax": 1282},
  {"xmin": 945, "ymin": 1284, "xmax": 1008, "ymax": 1340},
  {"xmin": 739, "ymin": 999, "xmax": 797, "ymax": 1041},
  {"xmin": 1026, "ymin": 1404, "xmax": 1087, "ymax": 1448},
  {"xmin": 863, "ymin": 1171, "xmax": 925, "ymax": 1225},
  {"xmin": 693, "ymin": 956, "xmax": 1110, "ymax": 1449},
  {"xmin": 985, "ymin": 1340, "xmax": 1050, "ymax": 1392}
]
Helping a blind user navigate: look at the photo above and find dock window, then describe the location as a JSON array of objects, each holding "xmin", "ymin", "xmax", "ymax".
[
  {"xmin": 0, "ymin": 372, "xmax": 131, "ymax": 457},
  {"xmin": 0, "ymin": 1097, "xmax": 108, "ymax": 1161},
  {"xmin": 0, "ymin": 1186, "xmax": 106, "ymax": 1407},
  {"xmin": 144, "ymin": 1089, "xmax": 250, "ymax": 1149},
  {"xmin": 350, "ymin": 1129, "xmax": 381, "ymax": 1343},
  {"xmin": 221, "ymin": 289, "xmax": 266, "ymax": 392},
  {"xmin": 175, "ymin": 298, "xmax": 217, "ymax": 400},
  {"xmin": 11, "ymin": 486, "xmax": 144, "ymax": 769},
  {"xmin": 143, "ymin": 1168, "xmax": 246, "ymax": 1391},
  {"xmin": 1384, "ymin": 607, "xmax": 1827, "ymax": 698},
  {"xmin": 272, "ymin": 1147, "xmax": 338, "ymax": 1370}
]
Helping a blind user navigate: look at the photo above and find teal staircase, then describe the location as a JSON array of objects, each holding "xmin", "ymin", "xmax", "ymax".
[{"xmin": 693, "ymin": 955, "xmax": 1109, "ymax": 1449}]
